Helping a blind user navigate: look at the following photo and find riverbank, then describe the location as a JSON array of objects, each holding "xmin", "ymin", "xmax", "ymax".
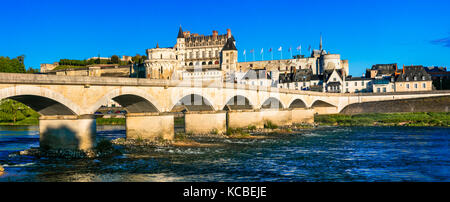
[{"xmin": 315, "ymin": 112, "xmax": 450, "ymax": 127}]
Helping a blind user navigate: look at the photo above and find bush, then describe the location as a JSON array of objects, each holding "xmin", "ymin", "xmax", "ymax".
[{"xmin": 264, "ymin": 121, "xmax": 278, "ymax": 129}]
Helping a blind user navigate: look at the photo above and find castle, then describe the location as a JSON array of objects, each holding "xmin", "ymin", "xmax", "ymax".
[
  {"xmin": 144, "ymin": 26, "xmax": 237, "ymax": 80},
  {"xmin": 143, "ymin": 26, "xmax": 348, "ymax": 82}
]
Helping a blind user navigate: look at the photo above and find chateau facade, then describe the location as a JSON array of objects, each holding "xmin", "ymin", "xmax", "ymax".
[{"xmin": 144, "ymin": 26, "xmax": 237, "ymax": 80}]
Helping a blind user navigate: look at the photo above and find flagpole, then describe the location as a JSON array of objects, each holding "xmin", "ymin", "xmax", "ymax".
[
  {"xmin": 261, "ymin": 49, "xmax": 264, "ymax": 61},
  {"xmin": 244, "ymin": 50, "xmax": 246, "ymax": 62},
  {"xmin": 290, "ymin": 47, "xmax": 292, "ymax": 59}
]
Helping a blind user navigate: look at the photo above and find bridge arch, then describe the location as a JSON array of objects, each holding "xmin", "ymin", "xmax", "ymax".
[
  {"xmin": 310, "ymin": 99, "xmax": 338, "ymax": 114},
  {"xmin": 223, "ymin": 95, "xmax": 254, "ymax": 110},
  {"xmin": 169, "ymin": 88, "xmax": 218, "ymax": 111},
  {"xmin": 89, "ymin": 87, "xmax": 163, "ymax": 114},
  {"xmin": 288, "ymin": 98, "xmax": 308, "ymax": 109},
  {"xmin": 171, "ymin": 94, "xmax": 215, "ymax": 111},
  {"xmin": 0, "ymin": 86, "xmax": 81, "ymax": 115},
  {"xmin": 310, "ymin": 100, "xmax": 337, "ymax": 108},
  {"xmin": 261, "ymin": 97, "xmax": 284, "ymax": 109}
]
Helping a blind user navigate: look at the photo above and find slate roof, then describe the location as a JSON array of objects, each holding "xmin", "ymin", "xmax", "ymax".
[
  {"xmin": 279, "ymin": 69, "xmax": 312, "ymax": 83},
  {"xmin": 177, "ymin": 26, "xmax": 184, "ymax": 38},
  {"xmin": 242, "ymin": 69, "xmax": 270, "ymax": 80},
  {"xmin": 323, "ymin": 69, "xmax": 344, "ymax": 82},
  {"xmin": 345, "ymin": 76, "xmax": 371, "ymax": 81},
  {"xmin": 222, "ymin": 37, "xmax": 237, "ymax": 51},
  {"xmin": 395, "ymin": 66, "xmax": 432, "ymax": 82}
]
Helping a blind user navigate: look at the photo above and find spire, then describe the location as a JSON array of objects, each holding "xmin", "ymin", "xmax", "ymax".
[
  {"xmin": 156, "ymin": 42, "xmax": 159, "ymax": 48},
  {"xmin": 320, "ymin": 33, "xmax": 323, "ymax": 50},
  {"xmin": 177, "ymin": 25, "xmax": 184, "ymax": 38}
]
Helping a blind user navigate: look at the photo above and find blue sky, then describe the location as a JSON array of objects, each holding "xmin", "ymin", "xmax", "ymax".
[{"xmin": 1, "ymin": 0, "xmax": 449, "ymax": 76}]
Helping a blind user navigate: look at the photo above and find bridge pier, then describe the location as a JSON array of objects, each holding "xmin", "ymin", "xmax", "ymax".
[
  {"xmin": 126, "ymin": 113, "xmax": 174, "ymax": 140},
  {"xmin": 291, "ymin": 108, "xmax": 315, "ymax": 124},
  {"xmin": 185, "ymin": 111, "xmax": 227, "ymax": 134},
  {"xmin": 227, "ymin": 110, "xmax": 264, "ymax": 129},
  {"xmin": 260, "ymin": 109, "xmax": 292, "ymax": 126},
  {"xmin": 39, "ymin": 115, "xmax": 96, "ymax": 150}
]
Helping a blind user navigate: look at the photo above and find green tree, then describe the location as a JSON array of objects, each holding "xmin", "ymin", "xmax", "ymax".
[
  {"xmin": 111, "ymin": 55, "xmax": 120, "ymax": 64},
  {"xmin": 132, "ymin": 54, "xmax": 142, "ymax": 64},
  {"xmin": 0, "ymin": 56, "xmax": 26, "ymax": 73}
]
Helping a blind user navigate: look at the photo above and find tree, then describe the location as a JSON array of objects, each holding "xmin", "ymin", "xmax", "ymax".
[
  {"xmin": 0, "ymin": 56, "xmax": 26, "ymax": 73},
  {"xmin": 111, "ymin": 55, "xmax": 119, "ymax": 64},
  {"xmin": 132, "ymin": 54, "xmax": 142, "ymax": 64}
]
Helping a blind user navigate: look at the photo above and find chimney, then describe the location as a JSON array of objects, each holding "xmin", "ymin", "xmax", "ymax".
[
  {"xmin": 212, "ymin": 30, "xmax": 218, "ymax": 39},
  {"xmin": 227, "ymin": 29, "xmax": 231, "ymax": 38}
]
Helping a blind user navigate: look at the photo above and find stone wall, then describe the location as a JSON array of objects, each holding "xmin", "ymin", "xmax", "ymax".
[
  {"xmin": 291, "ymin": 109, "xmax": 314, "ymax": 124},
  {"xmin": 227, "ymin": 110, "xmax": 264, "ymax": 129},
  {"xmin": 185, "ymin": 111, "xmax": 227, "ymax": 134},
  {"xmin": 340, "ymin": 96, "xmax": 450, "ymax": 114},
  {"xmin": 126, "ymin": 113, "xmax": 174, "ymax": 140}
]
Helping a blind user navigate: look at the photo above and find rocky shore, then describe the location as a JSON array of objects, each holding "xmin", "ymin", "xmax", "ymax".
[{"xmin": 13, "ymin": 140, "xmax": 122, "ymax": 159}]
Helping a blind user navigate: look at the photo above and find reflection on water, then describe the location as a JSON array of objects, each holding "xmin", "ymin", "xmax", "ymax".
[{"xmin": 0, "ymin": 125, "xmax": 449, "ymax": 182}]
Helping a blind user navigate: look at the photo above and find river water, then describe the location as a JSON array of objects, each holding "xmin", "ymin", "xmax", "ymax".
[{"xmin": 0, "ymin": 125, "xmax": 448, "ymax": 182}]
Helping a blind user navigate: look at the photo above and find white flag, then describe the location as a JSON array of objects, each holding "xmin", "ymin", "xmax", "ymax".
[
  {"xmin": 261, "ymin": 48, "xmax": 263, "ymax": 54},
  {"xmin": 278, "ymin": 46, "xmax": 282, "ymax": 51},
  {"xmin": 243, "ymin": 50, "xmax": 246, "ymax": 55}
]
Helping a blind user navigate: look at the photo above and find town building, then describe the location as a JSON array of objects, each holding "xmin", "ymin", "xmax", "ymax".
[
  {"xmin": 394, "ymin": 65, "xmax": 433, "ymax": 92},
  {"xmin": 344, "ymin": 76, "xmax": 373, "ymax": 93},
  {"xmin": 323, "ymin": 69, "xmax": 345, "ymax": 93},
  {"xmin": 424, "ymin": 66, "xmax": 450, "ymax": 90},
  {"xmin": 372, "ymin": 77, "xmax": 395, "ymax": 93},
  {"xmin": 239, "ymin": 69, "xmax": 274, "ymax": 87}
]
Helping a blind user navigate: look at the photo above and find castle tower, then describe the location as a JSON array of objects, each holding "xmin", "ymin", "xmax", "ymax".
[
  {"xmin": 221, "ymin": 37, "xmax": 238, "ymax": 72},
  {"xmin": 175, "ymin": 26, "xmax": 186, "ymax": 67}
]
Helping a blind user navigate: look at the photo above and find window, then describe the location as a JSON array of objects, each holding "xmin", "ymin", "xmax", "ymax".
[
  {"xmin": 333, "ymin": 78, "xmax": 336, "ymax": 81},
  {"xmin": 362, "ymin": 81, "xmax": 364, "ymax": 86},
  {"xmin": 414, "ymin": 83, "xmax": 418, "ymax": 88},
  {"xmin": 355, "ymin": 82, "xmax": 357, "ymax": 86},
  {"xmin": 423, "ymin": 83, "xmax": 426, "ymax": 88},
  {"xmin": 406, "ymin": 84, "xmax": 410, "ymax": 89},
  {"xmin": 377, "ymin": 88, "xmax": 380, "ymax": 93},
  {"xmin": 383, "ymin": 87, "xmax": 386, "ymax": 92},
  {"xmin": 346, "ymin": 82, "xmax": 348, "ymax": 86}
]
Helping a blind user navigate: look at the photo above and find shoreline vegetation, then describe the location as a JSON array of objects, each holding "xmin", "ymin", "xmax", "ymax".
[{"xmin": 315, "ymin": 112, "xmax": 450, "ymax": 127}]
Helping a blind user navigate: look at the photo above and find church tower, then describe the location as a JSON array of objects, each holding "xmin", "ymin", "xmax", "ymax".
[{"xmin": 319, "ymin": 33, "xmax": 323, "ymax": 51}]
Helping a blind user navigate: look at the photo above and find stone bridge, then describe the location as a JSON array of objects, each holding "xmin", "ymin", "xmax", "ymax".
[{"xmin": 1, "ymin": 73, "xmax": 449, "ymax": 150}]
